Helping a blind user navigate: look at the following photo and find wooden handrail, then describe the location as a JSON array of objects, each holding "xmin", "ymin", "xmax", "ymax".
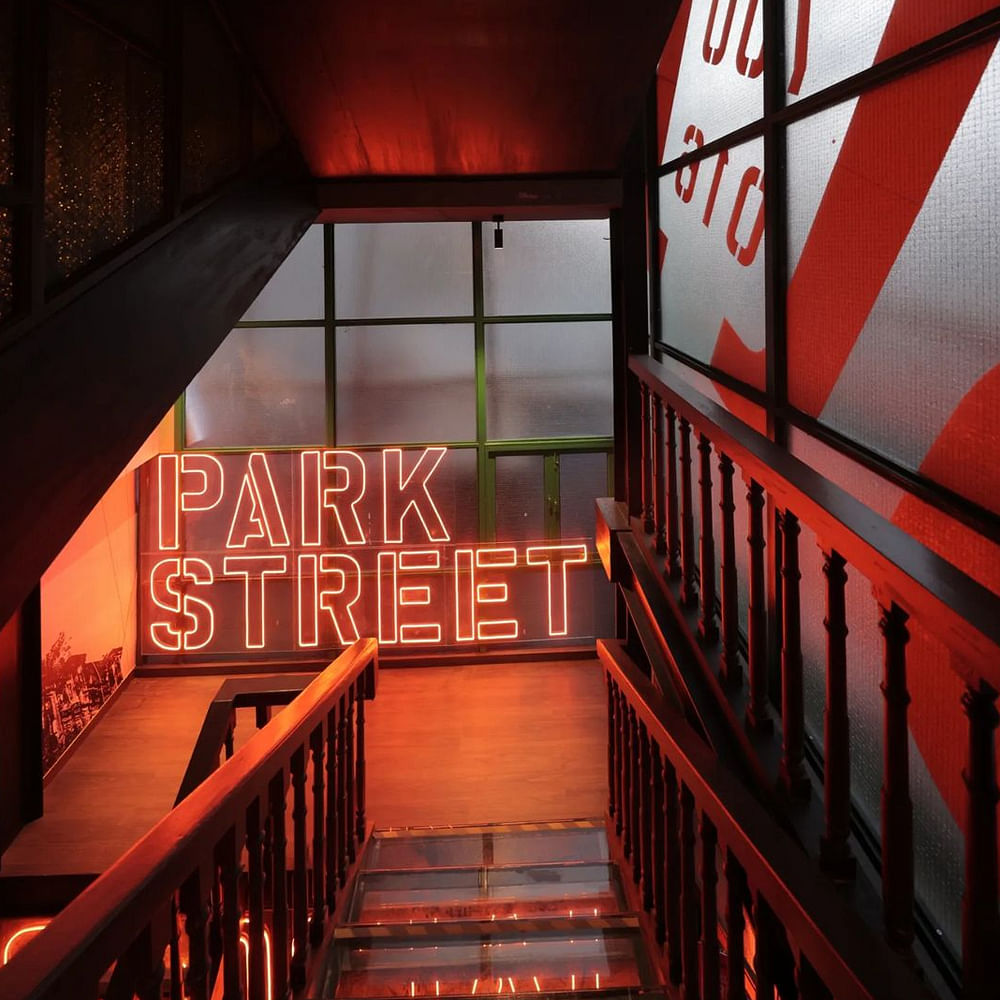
[
  {"xmin": 174, "ymin": 673, "xmax": 321, "ymax": 806},
  {"xmin": 600, "ymin": 638, "xmax": 936, "ymax": 1000},
  {"xmin": 0, "ymin": 637, "xmax": 377, "ymax": 1000},
  {"xmin": 630, "ymin": 353, "xmax": 1000, "ymax": 689}
]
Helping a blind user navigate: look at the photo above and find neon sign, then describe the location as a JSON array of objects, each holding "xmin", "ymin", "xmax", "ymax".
[{"xmin": 139, "ymin": 448, "xmax": 591, "ymax": 656}]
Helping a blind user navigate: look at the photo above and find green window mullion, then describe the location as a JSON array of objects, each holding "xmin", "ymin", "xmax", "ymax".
[{"xmin": 472, "ymin": 221, "xmax": 493, "ymax": 541}]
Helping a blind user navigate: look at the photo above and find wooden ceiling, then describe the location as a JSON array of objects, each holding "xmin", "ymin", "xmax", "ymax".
[{"xmin": 220, "ymin": 0, "xmax": 678, "ymax": 178}]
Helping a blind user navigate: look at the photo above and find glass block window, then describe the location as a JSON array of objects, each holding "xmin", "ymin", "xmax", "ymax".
[
  {"xmin": 45, "ymin": 7, "xmax": 165, "ymax": 287},
  {"xmin": 486, "ymin": 321, "xmax": 613, "ymax": 440},
  {"xmin": 482, "ymin": 220, "xmax": 612, "ymax": 316},
  {"xmin": 185, "ymin": 327, "xmax": 326, "ymax": 448},
  {"xmin": 334, "ymin": 223, "xmax": 473, "ymax": 319},
  {"xmin": 336, "ymin": 324, "xmax": 477, "ymax": 445}
]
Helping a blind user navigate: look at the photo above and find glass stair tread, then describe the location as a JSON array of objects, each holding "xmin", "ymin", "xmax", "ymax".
[
  {"xmin": 350, "ymin": 862, "xmax": 624, "ymax": 923},
  {"xmin": 319, "ymin": 919, "xmax": 653, "ymax": 1000},
  {"xmin": 367, "ymin": 822, "xmax": 609, "ymax": 872}
]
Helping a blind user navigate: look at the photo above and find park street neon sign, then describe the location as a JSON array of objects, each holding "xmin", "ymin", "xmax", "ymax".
[{"xmin": 139, "ymin": 448, "xmax": 589, "ymax": 655}]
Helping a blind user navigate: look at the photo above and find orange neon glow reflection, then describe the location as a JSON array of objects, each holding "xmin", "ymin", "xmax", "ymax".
[
  {"xmin": 239, "ymin": 917, "xmax": 273, "ymax": 1000},
  {"xmin": 2, "ymin": 923, "xmax": 49, "ymax": 965}
]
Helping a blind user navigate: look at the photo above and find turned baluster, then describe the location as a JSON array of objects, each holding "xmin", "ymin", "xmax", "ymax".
[
  {"xmin": 725, "ymin": 851, "xmax": 747, "ymax": 1000},
  {"xmin": 269, "ymin": 771, "xmax": 290, "ymax": 1000},
  {"xmin": 745, "ymin": 479, "xmax": 771, "ymax": 732},
  {"xmin": 338, "ymin": 694, "xmax": 349, "ymax": 886},
  {"xmin": 639, "ymin": 722, "xmax": 653, "ymax": 910},
  {"xmin": 651, "ymin": 741, "xmax": 666, "ymax": 945},
  {"xmin": 680, "ymin": 784, "xmax": 701, "ymax": 998},
  {"xmin": 664, "ymin": 760, "xmax": 683, "ymax": 986},
  {"xmin": 718, "ymin": 454, "xmax": 740, "ymax": 687},
  {"xmin": 698, "ymin": 434, "xmax": 719, "ymax": 644},
  {"xmin": 291, "ymin": 747, "xmax": 309, "ymax": 989},
  {"xmin": 653, "ymin": 393, "xmax": 667, "ymax": 554},
  {"xmin": 346, "ymin": 685, "xmax": 357, "ymax": 864},
  {"xmin": 219, "ymin": 828, "xmax": 241, "ymax": 1000},
  {"xmin": 962, "ymin": 681, "xmax": 1000, "ymax": 1000},
  {"xmin": 679, "ymin": 417, "xmax": 697, "ymax": 607},
  {"xmin": 641, "ymin": 382, "xmax": 654, "ymax": 533},
  {"xmin": 356, "ymin": 685, "xmax": 367, "ymax": 841},
  {"xmin": 701, "ymin": 814, "xmax": 721, "ymax": 1000},
  {"xmin": 607, "ymin": 677, "xmax": 619, "ymax": 823},
  {"xmin": 820, "ymin": 549, "xmax": 855, "ymax": 878},
  {"xmin": 246, "ymin": 798, "xmax": 266, "ymax": 1000},
  {"xmin": 622, "ymin": 700, "xmax": 633, "ymax": 859},
  {"xmin": 325, "ymin": 707, "xmax": 339, "ymax": 913},
  {"xmin": 778, "ymin": 510, "xmax": 809, "ymax": 799},
  {"xmin": 879, "ymin": 600, "xmax": 913, "ymax": 955},
  {"xmin": 666, "ymin": 406, "xmax": 681, "ymax": 578},
  {"xmin": 311, "ymin": 725, "xmax": 327, "ymax": 944}
]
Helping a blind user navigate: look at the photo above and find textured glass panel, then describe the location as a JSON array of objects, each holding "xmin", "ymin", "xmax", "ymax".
[
  {"xmin": 0, "ymin": 207, "xmax": 12, "ymax": 322},
  {"xmin": 659, "ymin": 136, "xmax": 765, "ymax": 387},
  {"xmin": 482, "ymin": 220, "xmax": 612, "ymax": 316},
  {"xmin": 494, "ymin": 454, "xmax": 544, "ymax": 541},
  {"xmin": 0, "ymin": 0, "xmax": 14, "ymax": 184},
  {"xmin": 185, "ymin": 328, "xmax": 326, "ymax": 447},
  {"xmin": 485, "ymin": 322, "xmax": 613, "ymax": 440},
  {"xmin": 45, "ymin": 9, "xmax": 165, "ymax": 286},
  {"xmin": 242, "ymin": 225, "xmax": 325, "ymax": 322},
  {"xmin": 660, "ymin": 0, "xmax": 763, "ymax": 161},
  {"xmin": 336, "ymin": 324, "xmax": 476, "ymax": 446},
  {"xmin": 181, "ymin": 0, "xmax": 242, "ymax": 201},
  {"xmin": 335, "ymin": 223, "xmax": 473, "ymax": 319},
  {"xmin": 559, "ymin": 452, "xmax": 609, "ymax": 542},
  {"xmin": 786, "ymin": 43, "xmax": 1000, "ymax": 512},
  {"xmin": 785, "ymin": 0, "xmax": 997, "ymax": 100}
]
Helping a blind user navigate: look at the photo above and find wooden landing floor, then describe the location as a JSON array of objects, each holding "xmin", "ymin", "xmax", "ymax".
[{"xmin": 0, "ymin": 659, "xmax": 607, "ymax": 879}]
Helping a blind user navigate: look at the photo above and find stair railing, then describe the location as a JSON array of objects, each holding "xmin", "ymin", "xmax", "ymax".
[
  {"xmin": 602, "ymin": 636, "xmax": 935, "ymax": 1000},
  {"xmin": 0, "ymin": 637, "xmax": 377, "ymax": 1000},
  {"xmin": 621, "ymin": 353, "xmax": 999, "ymax": 998}
]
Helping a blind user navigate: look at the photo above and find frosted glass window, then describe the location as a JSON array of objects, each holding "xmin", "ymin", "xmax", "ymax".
[
  {"xmin": 336, "ymin": 324, "xmax": 477, "ymax": 446},
  {"xmin": 241, "ymin": 225, "xmax": 324, "ymax": 322},
  {"xmin": 334, "ymin": 223, "xmax": 473, "ymax": 319},
  {"xmin": 185, "ymin": 328, "xmax": 326, "ymax": 447},
  {"xmin": 660, "ymin": 0, "xmax": 763, "ymax": 162},
  {"xmin": 786, "ymin": 43, "xmax": 1000, "ymax": 512},
  {"xmin": 659, "ymin": 137, "xmax": 765, "ymax": 387},
  {"xmin": 482, "ymin": 220, "xmax": 612, "ymax": 316},
  {"xmin": 486, "ymin": 322, "xmax": 613, "ymax": 440},
  {"xmin": 559, "ymin": 453, "xmax": 609, "ymax": 541},
  {"xmin": 784, "ymin": 0, "xmax": 996, "ymax": 101},
  {"xmin": 495, "ymin": 455, "xmax": 545, "ymax": 541}
]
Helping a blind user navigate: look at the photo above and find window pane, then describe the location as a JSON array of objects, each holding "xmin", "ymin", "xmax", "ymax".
[
  {"xmin": 336, "ymin": 324, "xmax": 477, "ymax": 445},
  {"xmin": 482, "ymin": 220, "xmax": 612, "ymax": 316},
  {"xmin": 786, "ymin": 43, "xmax": 1000, "ymax": 512},
  {"xmin": 658, "ymin": 136, "xmax": 765, "ymax": 387},
  {"xmin": 242, "ymin": 225, "xmax": 325, "ymax": 322},
  {"xmin": 486, "ymin": 322, "xmax": 613, "ymax": 440},
  {"xmin": 659, "ymin": 0, "xmax": 763, "ymax": 162},
  {"xmin": 495, "ymin": 454, "xmax": 545, "ymax": 541},
  {"xmin": 559, "ymin": 453, "xmax": 608, "ymax": 542},
  {"xmin": 185, "ymin": 327, "xmax": 326, "ymax": 447},
  {"xmin": 785, "ymin": 0, "xmax": 997, "ymax": 101},
  {"xmin": 334, "ymin": 223, "xmax": 473, "ymax": 319}
]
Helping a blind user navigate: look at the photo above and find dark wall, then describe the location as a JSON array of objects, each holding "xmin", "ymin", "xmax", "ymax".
[{"xmin": 0, "ymin": 587, "xmax": 41, "ymax": 857}]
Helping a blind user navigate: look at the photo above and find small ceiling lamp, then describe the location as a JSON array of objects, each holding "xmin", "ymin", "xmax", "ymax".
[{"xmin": 493, "ymin": 214, "xmax": 504, "ymax": 249}]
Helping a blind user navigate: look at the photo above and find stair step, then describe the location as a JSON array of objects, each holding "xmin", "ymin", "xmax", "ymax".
[
  {"xmin": 349, "ymin": 862, "xmax": 625, "ymax": 924},
  {"xmin": 317, "ymin": 917, "xmax": 656, "ymax": 999},
  {"xmin": 367, "ymin": 821, "xmax": 609, "ymax": 872}
]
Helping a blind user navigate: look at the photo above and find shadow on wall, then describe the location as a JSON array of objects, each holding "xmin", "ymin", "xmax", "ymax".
[{"xmin": 39, "ymin": 412, "xmax": 174, "ymax": 775}]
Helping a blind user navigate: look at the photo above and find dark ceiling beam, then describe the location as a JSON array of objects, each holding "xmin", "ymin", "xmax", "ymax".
[
  {"xmin": 315, "ymin": 175, "xmax": 623, "ymax": 222},
  {"xmin": 0, "ymin": 169, "xmax": 316, "ymax": 629}
]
